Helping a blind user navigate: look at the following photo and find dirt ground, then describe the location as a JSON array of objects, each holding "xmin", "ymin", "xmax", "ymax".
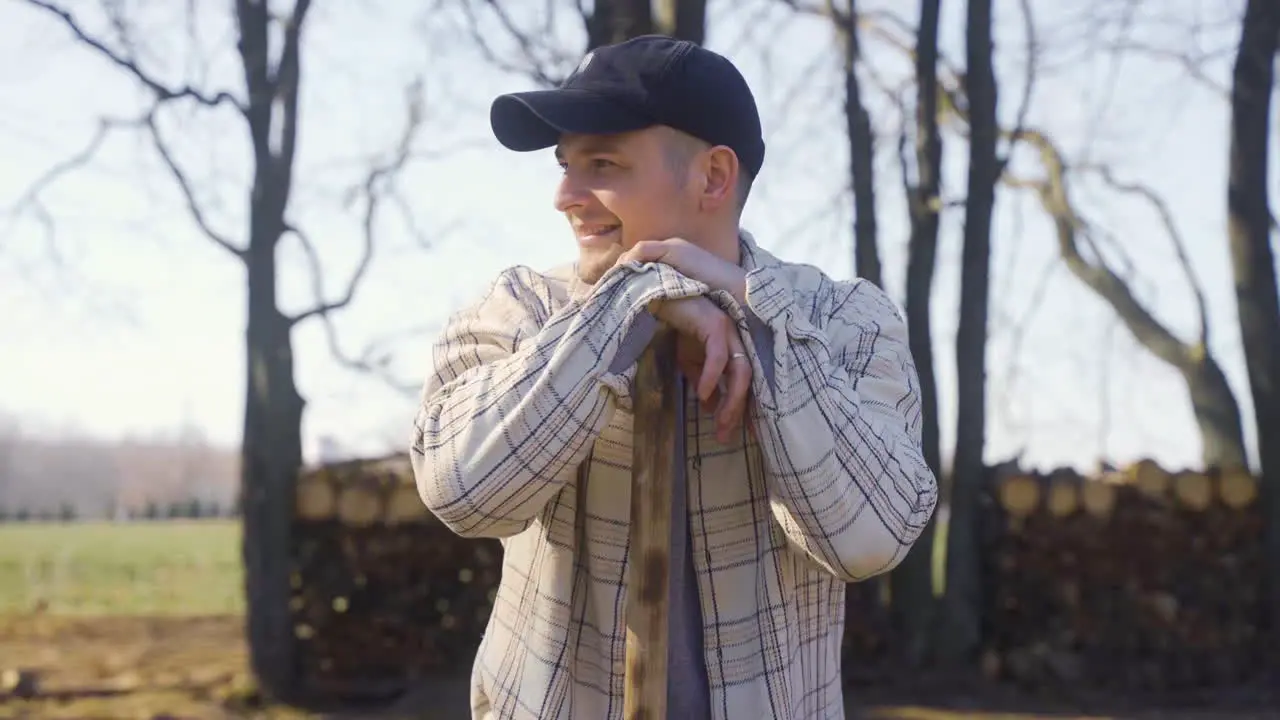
[{"xmin": 1, "ymin": 614, "xmax": 1275, "ymax": 720}]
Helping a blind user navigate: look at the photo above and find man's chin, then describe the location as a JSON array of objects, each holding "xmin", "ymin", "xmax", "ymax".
[{"xmin": 576, "ymin": 247, "xmax": 624, "ymax": 285}]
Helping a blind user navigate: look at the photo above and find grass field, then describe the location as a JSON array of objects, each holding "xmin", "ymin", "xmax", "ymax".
[{"xmin": 0, "ymin": 520, "xmax": 243, "ymax": 615}]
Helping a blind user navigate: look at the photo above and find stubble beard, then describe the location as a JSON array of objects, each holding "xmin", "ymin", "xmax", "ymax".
[{"xmin": 576, "ymin": 245, "xmax": 625, "ymax": 285}]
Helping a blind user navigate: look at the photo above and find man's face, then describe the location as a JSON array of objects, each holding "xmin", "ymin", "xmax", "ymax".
[{"xmin": 554, "ymin": 127, "xmax": 701, "ymax": 284}]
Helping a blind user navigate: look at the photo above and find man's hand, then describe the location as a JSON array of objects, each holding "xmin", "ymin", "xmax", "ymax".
[
  {"xmin": 649, "ymin": 295, "xmax": 751, "ymax": 443},
  {"xmin": 620, "ymin": 238, "xmax": 748, "ymax": 306}
]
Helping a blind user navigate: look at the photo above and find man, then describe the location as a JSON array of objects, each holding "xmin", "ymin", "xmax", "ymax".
[{"xmin": 412, "ymin": 35, "xmax": 937, "ymax": 720}]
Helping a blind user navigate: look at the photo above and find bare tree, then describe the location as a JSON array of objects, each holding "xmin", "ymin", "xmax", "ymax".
[
  {"xmin": 765, "ymin": 0, "xmax": 961, "ymax": 667},
  {"xmin": 929, "ymin": 57, "xmax": 1251, "ymax": 471},
  {"xmin": 1094, "ymin": 0, "xmax": 1278, "ymax": 103},
  {"xmin": 590, "ymin": 0, "xmax": 706, "ymax": 48},
  {"xmin": 936, "ymin": 0, "xmax": 998, "ymax": 665},
  {"xmin": 784, "ymin": 0, "xmax": 1244, "ymax": 664},
  {"xmin": 1227, "ymin": 0, "xmax": 1280, "ymax": 649},
  {"xmin": 826, "ymin": 0, "xmax": 881, "ymax": 287},
  {"xmin": 916, "ymin": 2, "xmax": 1249, "ymax": 473},
  {"xmin": 460, "ymin": 0, "xmax": 706, "ymax": 86},
  {"xmin": 1000, "ymin": 143, "xmax": 1250, "ymax": 471},
  {"xmin": 15, "ymin": 0, "xmax": 427, "ymax": 700},
  {"xmin": 889, "ymin": 0, "xmax": 944, "ymax": 667}
]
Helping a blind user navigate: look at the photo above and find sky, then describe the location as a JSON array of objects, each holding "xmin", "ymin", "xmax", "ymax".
[{"xmin": 0, "ymin": 0, "xmax": 1271, "ymax": 473}]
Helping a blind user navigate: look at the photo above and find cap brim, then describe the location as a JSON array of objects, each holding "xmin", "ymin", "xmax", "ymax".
[{"xmin": 490, "ymin": 89, "xmax": 652, "ymax": 152}]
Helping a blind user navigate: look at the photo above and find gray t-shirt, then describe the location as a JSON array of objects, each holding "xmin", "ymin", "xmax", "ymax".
[{"xmin": 666, "ymin": 380, "xmax": 711, "ymax": 719}]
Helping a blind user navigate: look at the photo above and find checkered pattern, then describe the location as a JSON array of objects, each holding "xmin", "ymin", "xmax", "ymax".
[{"xmin": 411, "ymin": 232, "xmax": 937, "ymax": 720}]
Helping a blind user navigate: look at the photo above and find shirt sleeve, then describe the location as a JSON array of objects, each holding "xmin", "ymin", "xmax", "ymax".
[
  {"xmin": 411, "ymin": 260, "xmax": 707, "ymax": 539},
  {"xmin": 733, "ymin": 266, "xmax": 939, "ymax": 583}
]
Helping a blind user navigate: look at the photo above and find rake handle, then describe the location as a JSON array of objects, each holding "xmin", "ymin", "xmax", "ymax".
[{"xmin": 622, "ymin": 328, "xmax": 678, "ymax": 720}]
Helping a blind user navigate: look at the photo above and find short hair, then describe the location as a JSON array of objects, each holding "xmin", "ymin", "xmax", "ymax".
[{"xmin": 661, "ymin": 129, "xmax": 753, "ymax": 214}]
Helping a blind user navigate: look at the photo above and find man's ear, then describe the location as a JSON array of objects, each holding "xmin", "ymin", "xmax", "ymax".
[{"xmin": 699, "ymin": 146, "xmax": 739, "ymax": 212}]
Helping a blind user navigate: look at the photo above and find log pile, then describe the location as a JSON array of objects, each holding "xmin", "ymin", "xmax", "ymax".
[
  {"xmin": 289, "ymin": 453, "xmax": 502, "ymax": 699},
  {"xmin": 284, "ymin": 451, "xmax": 1265, "ymax": 702},
  {"xmin": 979, "ymin": 460, "xmax": 1263, "ymax": 695}
]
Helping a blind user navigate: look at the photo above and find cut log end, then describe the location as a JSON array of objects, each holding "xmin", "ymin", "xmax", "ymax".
[
  {"xmin": 1080, "ymin": 479, "xmax": 1115, "ymax": 519},
  {"xmin": 998, "ymin": 473, "xmax": 1041, "ymax": 517},
  {"xmin": 1219, "ymin": 469, "xmax": 1257, "ymax": 509},
  {"xmin": 296, "ymin": 473, "xmax": 337, "ymax": 522},
  {"xmin": 1046, "ymin": 471, "xmax": 1080, "ymax": 517},
  {"xmin": 1172, "ymin": 471, "xmax": 1212, "ymax": 511},
  {"xmin": 336, "ymin": 485, "xmax": 383, "ymax": 528},
  {"xmin": 1131, "ymin": 458, "xmax": 1170, "ymax": 499},
  {"xmin": 385, "ymin": 485, "xmax": 429, "ymax": 525}
]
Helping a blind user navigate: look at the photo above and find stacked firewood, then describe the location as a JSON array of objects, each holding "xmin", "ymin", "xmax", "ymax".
[
  {"xmin": 289, "ymin": 452, "xmax": 898, "ymax": 694},
  {"xmin": 289, "ymin": 454, "xmax": 503, "ymax": 696},
  {"xmin": 979, "ymin": 460, "xmax": 1263, "ymax": 694}
]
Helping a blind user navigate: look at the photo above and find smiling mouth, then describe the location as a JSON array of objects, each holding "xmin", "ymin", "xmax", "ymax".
[{"xmin": 575, "ymin": 224, "xmax": 621, "ymax": 245}]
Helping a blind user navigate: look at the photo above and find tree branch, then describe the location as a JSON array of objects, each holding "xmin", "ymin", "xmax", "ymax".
[
  {"xmin": 16, "ymin": 1, "xmax": 253, "ymax": 261},
  {"xmin": 1074, "ymin": 0, "xmax": 1142, "ymax": 163},
  {"xmin": 5, "ymin": 114, "xmax": 148, "ymax": 264},
  {"xmin": 458, "ymin": 0, "xmax": 567, "ymax": 87},
  {"xmin": 288, "ymin": 80, "xmax": 425, "ymax": 327},
  {"xmin": 145, "ymin": 111, "xmax": 246, "ymax": 259},
  {"xmin": 1103, "ymin": 39, "xmax": 1232, "ymax": 101},
  {"xmin": 274, "ymin": 0, "xmax": 315, "ymax": 182},
  {"xmin": 22, "ymin": 0, "xmax": 245, "ymax": 114},
  {"xmin": 1084, "ymin": 165, "xmax": 1211, "ymax": 347},
  {"xmin": 993, "ymin": 253, "xmax": 1061, "ymax": 439},
  {"xmin": 1010, "ymin": 129, "xmax": 1196, "ymax": 371},
  {"xmin": 284, "ymin": 220, "xmax": 428, "ymax": 398},
  {"xmin": 937, "ymin": 51, "xmax": 1212, "ymax": 377},
  {"xmin": 1093, "ymin": 1, "xmax": 1280, "ymax": 104},
  {"xmin": 993, "ymin": 0, "xmax": 1036, "ymax": 181}
]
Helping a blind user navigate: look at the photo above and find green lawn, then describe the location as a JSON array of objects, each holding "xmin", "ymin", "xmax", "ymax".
[{"xmin": 0, "ymin": 520, "xmax": 243, "ymax": 615}]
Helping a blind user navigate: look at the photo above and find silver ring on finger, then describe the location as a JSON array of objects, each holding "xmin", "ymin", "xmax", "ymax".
[{"xmin": 730, "ymin": 352, "xmax": 748, "ymax": 361}]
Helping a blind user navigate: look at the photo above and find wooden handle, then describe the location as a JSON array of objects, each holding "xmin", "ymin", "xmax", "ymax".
[{"xmin": 623, "ymin": 328, "xmax": 678, "ymax": 720}]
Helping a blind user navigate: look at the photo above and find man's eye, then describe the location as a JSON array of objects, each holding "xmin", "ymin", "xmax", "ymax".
[{"xmin": 559, "ymin": 158, "xmax": 616, "ymax": 173}]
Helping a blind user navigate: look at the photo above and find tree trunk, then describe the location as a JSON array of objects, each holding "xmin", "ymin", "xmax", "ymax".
[
  {"xmin": 892, "ymin": 0, "xmax": 942, "ymax": 667},
  {"xmin": 1051, "ymin": 238, "xmax": 1249, "ymax": 473},
  {"xmin": 587, "ymin": 0, "xmax": 656, "ymax": 49},
  {"xmin": 241, "ymin": 254, "xmax": 306, "ymax": 702},
  {"xmin": 236, "ymin": 0, "xmax": 310, "ymax": 700},
  {"xmin": 239, "ymin": 159, "xmax": 301, "ymax": 703},
  {"xmin": 654, "ymin": 0, "xmax": 706, "ymax": 46},
  {"xmin": 837, "ymin": 0, "xmax": 880, "ymax": 288},
  {"xmin": 1187, "ymin": 354, "xmax": 1250, "ymax": 471},
  {"xmin": 1228, "ymin": 0, "xmax": 1280, "ymax": 655},
  {"xmin": 15, "ymin": 0, "xmax": 323, "ymax": 700},
  {"xmin": 1050, "ymin": 227, "xmax": 1248, "ymax": 472},
  {"xmin": 939, "ymin": 0, "xmax": 997, "ymax": 664},
  {"xmin": 587, "ymin": 0, "xmax": 706, "ymax": 49}
]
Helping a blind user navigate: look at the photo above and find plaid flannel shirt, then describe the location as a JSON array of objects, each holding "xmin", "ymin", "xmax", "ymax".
[{"xmin": 412, "ymin": 231, "xmax": 938, "ymax": 720}]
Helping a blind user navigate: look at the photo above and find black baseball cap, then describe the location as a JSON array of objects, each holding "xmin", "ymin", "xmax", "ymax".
[{"xmin": 489, "ymin": 35, "xmax": 766, "ymax": 178}]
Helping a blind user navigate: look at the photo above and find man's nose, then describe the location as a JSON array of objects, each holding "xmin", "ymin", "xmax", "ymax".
[{"xmin": 553, "ymin": 172, "xmax": 589, "ymax": 213}]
